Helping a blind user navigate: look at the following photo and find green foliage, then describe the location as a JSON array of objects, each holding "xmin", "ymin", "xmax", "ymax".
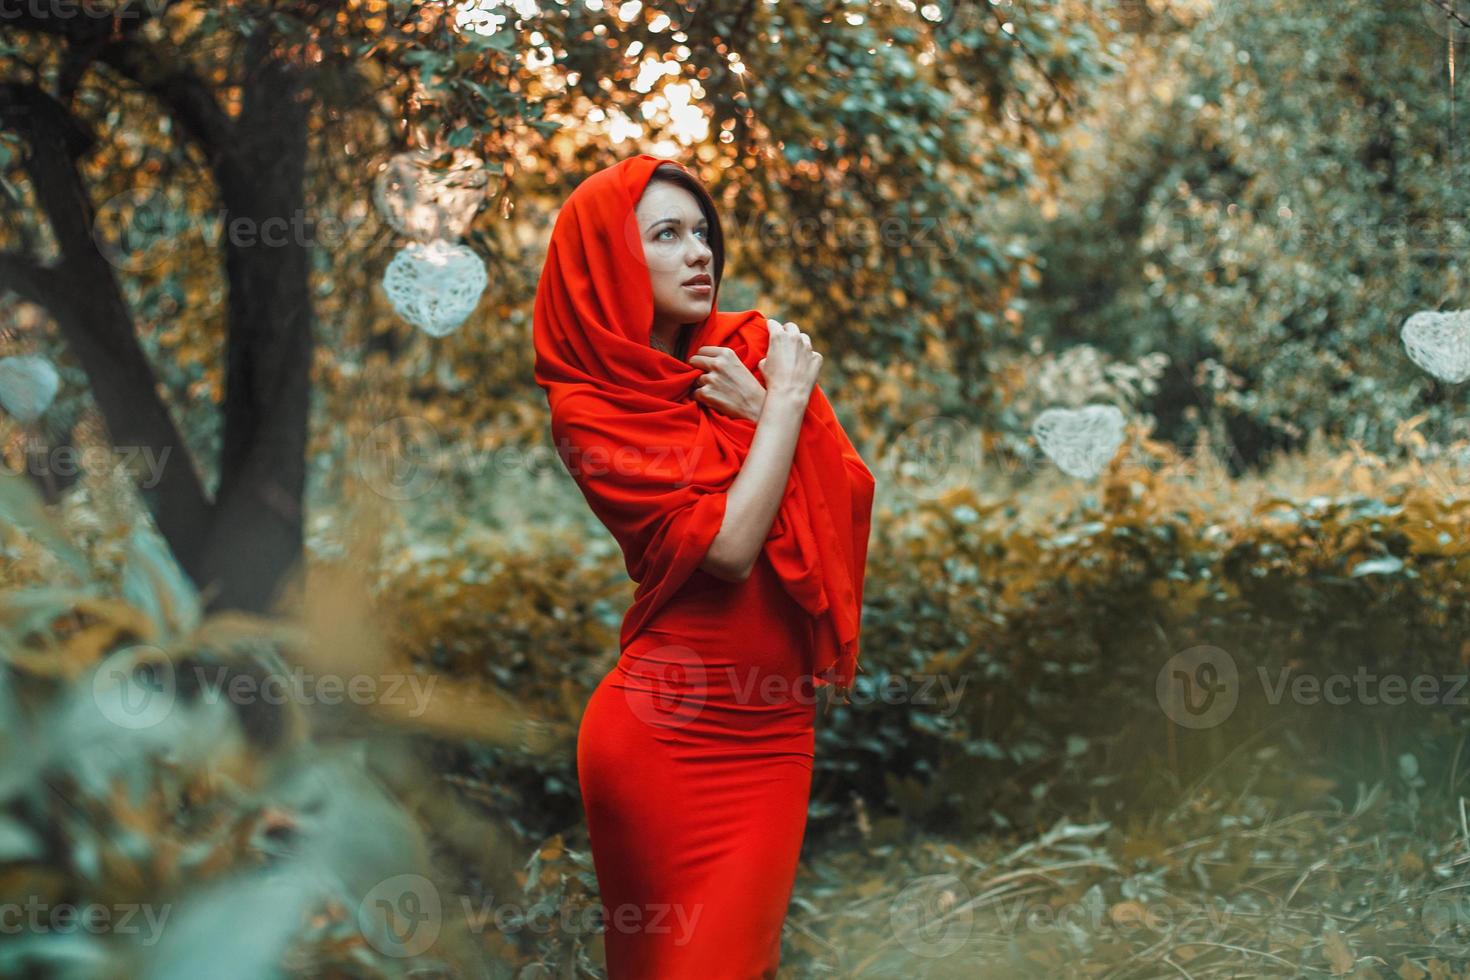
[
  {"xmin": 377, "ymin": 431, "xmax": 1470, "ymax": 847},
  {"xmin": 0, "ymin": 468, "xmax": 516, "ymax": 978},
  {"xmin": 821, "ymin": 435, "xmax": 1470, "ymax": 839},
  {"xmin": 1019, "ymin": 0, "xmax": 1466, "ymax": 463},
  {"xmin": 374, "ymin": 525, "xmax": 623, "ymax": 837}
]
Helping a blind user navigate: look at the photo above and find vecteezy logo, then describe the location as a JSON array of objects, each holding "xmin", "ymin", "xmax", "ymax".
[
  {"xmin": 93, "ymin": 187, "xmax": 182, "ymax": 274},
  {"xmin": 92, "ymin": 644, "xmax": 178, "ymax": 731},
  {"xmin": 355, "ymin": 416, "xmax": 442, "ymax": 501},
  {"xmin": 621, "ymin": 643, "xmax": 709, "ymax": 729},
  {"xmin": 1156, "ymin": 645, "xmax": 1238, "ymax": 729},
  {"xmin": 889, "ymin": 873, "xmax": 971, "ymax": 958},
  {"xmin": 1423, "ymin": 891, "xmax": 1470, "ymax": 957},
  {"xmin": 358, "ymin": 874, "xmax": 442, "ymax": 958},
  {"xmin": 1423, "ymin": 0, "xmax": 1470, "ymax": 42},
  {"xmin": 883, "ymin": 415, "xmax": 982, "ymax": 500}
]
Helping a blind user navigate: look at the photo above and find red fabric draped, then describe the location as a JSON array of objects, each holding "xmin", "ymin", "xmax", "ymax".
[{"xmin": 532, "ymin": 153, "xmax": 876, "ymax": 694}]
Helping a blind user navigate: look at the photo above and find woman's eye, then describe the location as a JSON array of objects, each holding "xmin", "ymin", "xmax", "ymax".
[{"xmin": 654, "ymin": 227, "xmax": 707, "ymax": 241}]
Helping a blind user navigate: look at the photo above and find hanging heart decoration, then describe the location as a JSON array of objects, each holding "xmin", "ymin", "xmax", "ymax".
[
  {"xmin": 1032, "ymin": 404, "xmax": 1127, "ymax": 479},
  {"xmin": 1402, "ymin": 310, "xmax": 1470, "ymax": 384},
  {"xmin": 382, "ymin": 239, "xmax": 488, "ymax": 337},
  {"xmin": 373, "ymin": 148, "xmax": 489, "ymax": 243},
  {"xmin": 0, "ymin": 355, "xmax": 60, "ymax": 423}
]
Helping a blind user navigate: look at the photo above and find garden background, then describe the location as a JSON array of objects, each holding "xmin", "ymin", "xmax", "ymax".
[{"xmin": 2, "ymin": 0, "xmax": 1470, "ymax": 976}]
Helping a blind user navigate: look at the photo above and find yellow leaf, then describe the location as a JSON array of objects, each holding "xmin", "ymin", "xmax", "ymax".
[
  {"xmin": 1109, "ymin": 900, "xmax": 1156, "ymax": 929},
  {"xmin": 1323, "ymin": 925, "xmax": 1354, "ymax": 975}
]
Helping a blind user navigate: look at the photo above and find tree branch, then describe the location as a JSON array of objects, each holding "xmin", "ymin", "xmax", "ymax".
[
  {"xmin": 0, "ymin": 80, "xmax": 214, "ymax": 579},
  {"xmin": 0, "ymin": 250, "xmax": 60, "ymax": 308},
  {"xmin": 3, "ymin": 0, "xmax": 241, "ymax": 184}
]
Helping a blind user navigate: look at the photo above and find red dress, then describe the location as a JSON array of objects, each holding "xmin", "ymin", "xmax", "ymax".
[
  {"xmin": 577, "ymin": 553, "xmax": 819, "ymax": 978},
  {"xmin": 533, "ymin": 153, "xmax": 876, "ymax": 979}
]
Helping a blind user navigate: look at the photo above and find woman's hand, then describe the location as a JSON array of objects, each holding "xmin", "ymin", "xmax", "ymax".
[
  {"xmin": 689, "ymin": 345, "xmax": 767, "ymax": 422},
  {"xmin": 758, "ymin": 318, "xmax": 822, "ymax": 403}
]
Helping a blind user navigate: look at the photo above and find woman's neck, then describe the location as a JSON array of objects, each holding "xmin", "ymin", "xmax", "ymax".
[{"xmin": 651, "ymin": 323, "xmax": 686, "ymax": 357}]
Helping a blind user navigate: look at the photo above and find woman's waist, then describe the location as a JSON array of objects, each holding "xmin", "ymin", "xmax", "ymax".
[
  {"xmin": 610, "ymin": 638, "xmax": 822, "ymax": 722},
  {"xmin": 656, "ymin": 552, "xmax": 811, "ymax": 619}
]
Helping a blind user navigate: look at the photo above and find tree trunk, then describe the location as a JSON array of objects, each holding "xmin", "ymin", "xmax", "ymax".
[
  {"xmin": 0, "ymin": 19, "xmax": 316, "ymax": 617},
  {"xmin": 198, "ymin": 31, "xmax": 315, "ymax": 614}
]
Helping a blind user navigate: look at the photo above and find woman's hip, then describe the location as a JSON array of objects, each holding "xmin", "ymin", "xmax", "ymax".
[{"xmin": 580, "ymin": 656, "xmax": 817, "ymax": 766}]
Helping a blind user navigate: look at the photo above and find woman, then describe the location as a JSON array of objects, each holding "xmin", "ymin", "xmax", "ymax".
[{"xmin": 532, "ymin": 153, "xmax": 876, "ymax": 978}]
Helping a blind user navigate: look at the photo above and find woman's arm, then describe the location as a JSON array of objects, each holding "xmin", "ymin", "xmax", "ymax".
[
  {"xmin": 698, "ymin": 386, "xmax": 810, "ymax": 581},
  {"xmin": 698, "ymin": 319, "xmax": 822, "ymax": 582}
]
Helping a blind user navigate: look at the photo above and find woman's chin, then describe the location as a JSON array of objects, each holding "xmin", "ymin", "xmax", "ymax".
[
  {"xmin": 682, "ymin": 298, "xmax": 713, "ymax": 320},
  {"xmin": 657, "ymin": 295, "xmax": 713, "ymax": 325}
]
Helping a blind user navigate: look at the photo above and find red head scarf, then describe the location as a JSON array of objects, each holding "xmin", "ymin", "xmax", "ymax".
[{"xmin": 532, "ymin": 153, "xmax": 875, "ymax": 696}]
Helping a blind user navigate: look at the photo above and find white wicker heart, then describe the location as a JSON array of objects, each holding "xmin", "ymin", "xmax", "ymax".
[
  {"xmin": 1032, "ymin": 404, "xmax": 1127, "ymax": 479},
  {"xmin": 0, "ymin": 355, "xmax": 60, "ymax": 423},
  {"xmin": 373, "ymin": 148, "xmax": 488, "ymax": 243},
  {"xmin": 382, "ymin": 240, "xmax": 488, "ymax": 337},
  {"xmin": 1402, "ymin": 310, "xmax": 1470, "ymax": 384}
]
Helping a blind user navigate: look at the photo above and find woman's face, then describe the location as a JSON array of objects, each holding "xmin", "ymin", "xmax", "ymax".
[{"xmin": 634, "ymin": 181, "xmax": 715, "ymax": 329}]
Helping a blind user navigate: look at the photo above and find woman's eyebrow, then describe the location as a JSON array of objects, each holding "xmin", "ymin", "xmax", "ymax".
[{"xmin": 649, "ymin": 216, "xmax": 709, "ymax": 230}]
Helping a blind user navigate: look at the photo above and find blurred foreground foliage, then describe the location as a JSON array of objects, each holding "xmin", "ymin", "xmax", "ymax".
[{"xmin": 0, "ymin": 464, "xmax": 593, "ymax": 978}]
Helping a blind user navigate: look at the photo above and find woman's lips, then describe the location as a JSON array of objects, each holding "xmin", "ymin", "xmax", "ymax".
[{"xmin": 683, "ymin": 283, "xmax": 712, "ymax": 295}]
